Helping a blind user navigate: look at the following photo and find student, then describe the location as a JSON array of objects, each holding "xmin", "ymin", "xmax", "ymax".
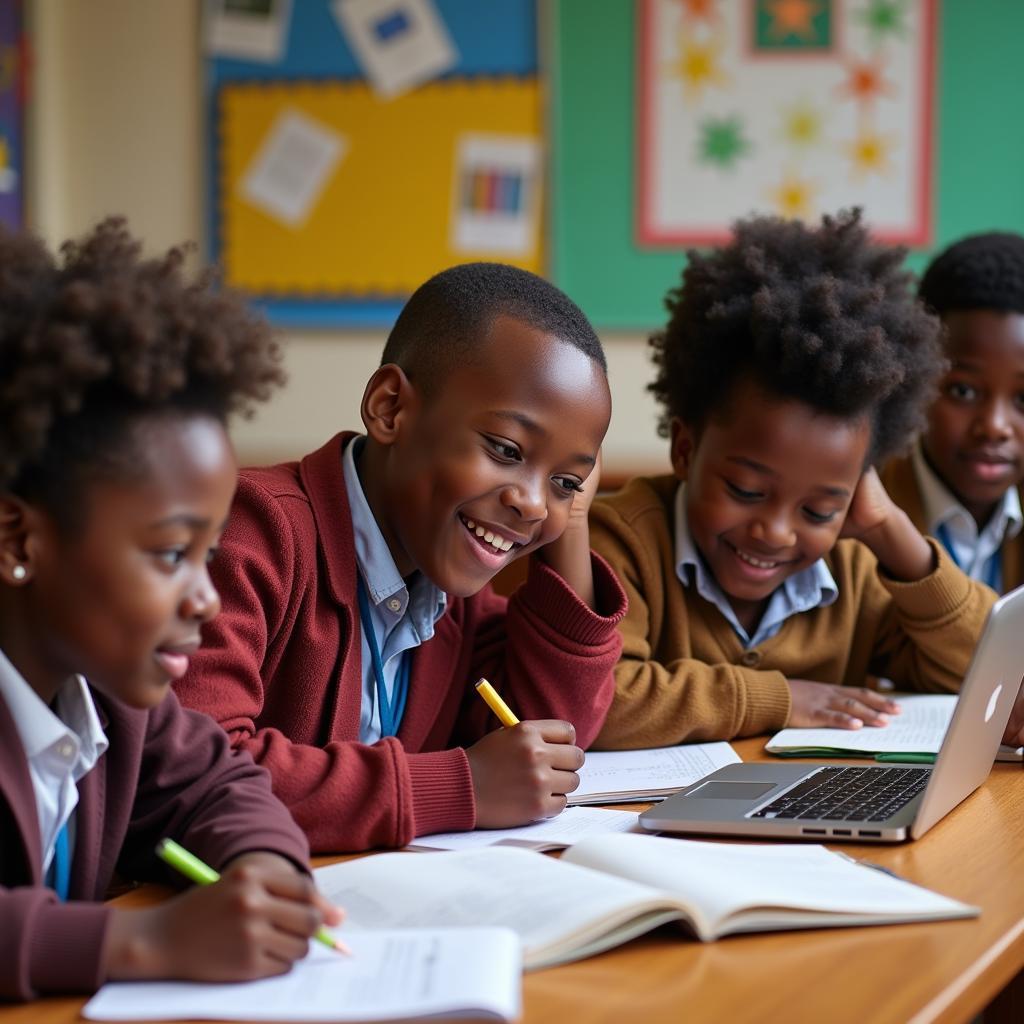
[
  {"xmin": 0, "ymin": 219, "xmax": 341, "ymax": 1002},
  {"xmin": 880, "ymin": 232, "xmax": 1024, "ymax": 594},
  {"xmin": 588, "ymin": 210, "xmax": 1004, "ymax": 749},
  {"xmin": 175, "ymin": 263, "xmax": 627, "ymax": 853}
]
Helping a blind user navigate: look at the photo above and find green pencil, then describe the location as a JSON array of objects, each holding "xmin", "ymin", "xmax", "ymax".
[{"xmin": 156, "ymin": 837, "xmax": 348, "ymax": 954}]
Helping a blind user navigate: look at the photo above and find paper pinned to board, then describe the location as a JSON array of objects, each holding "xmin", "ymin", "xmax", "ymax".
[
  {"xmin": 333, "ymin": 0, "xmax": 457, "ymax": 99},
  {"xmin": 204, "ymin": 0, "xmax": 293, "ymax": 63},
  {"xmin": 239, "ymin": 109, "xmax": 347, "ymax": 227},
  {"xmin": 451, "ymin": 133, "xmax": 541, "ymax": 257}
]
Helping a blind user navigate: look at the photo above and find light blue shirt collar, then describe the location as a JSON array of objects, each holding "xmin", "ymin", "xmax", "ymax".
[
  {"xmin": 911, "ymin": 440, "xmax": 1022, "ymax": 583},
  {"xmin": 672, "ymin": 482, "xmax": 838, "ymax": 648}
]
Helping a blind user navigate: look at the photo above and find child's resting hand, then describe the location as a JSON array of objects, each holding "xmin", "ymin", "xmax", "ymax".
[
  {"xmin": 786, "ymin": 679, "xmax": 902, "ymax": 729},
  {"xmin": 1003, "ymin": 678, "xmax": 1024, "ymax": 749},
  {"xmin": 838, "ymin": 467, "xmax": 896, "ymax": 540},
  {"xmin": 103, "ymin": 854, "xmax": 343, "ymax": 982},
  {"xmin": 466, "ymin": 720, "xmax": 583, "ymax": 828}
]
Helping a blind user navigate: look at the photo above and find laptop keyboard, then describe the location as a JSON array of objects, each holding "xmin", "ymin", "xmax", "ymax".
[{"xmin": 749, "ymin": 765, "xmax": 930, "ymax": 822}]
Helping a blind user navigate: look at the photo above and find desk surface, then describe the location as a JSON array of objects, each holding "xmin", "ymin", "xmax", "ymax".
[{"xmin": 4, "ymin": 737, "xmax": 1022, "ymax": 1024}]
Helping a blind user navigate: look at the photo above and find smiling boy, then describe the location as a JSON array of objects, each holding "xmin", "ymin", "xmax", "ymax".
[
  {"xmin": 881, "ymin": 232, "xmax": 1024, "ymax": 593},
  {"xmin": 175, "ymin": 263, "xmax": 626, "ymax": 852},
  {"xmin": 589, "ymin": 211, "xmax": 1005, "ymax": 749}
]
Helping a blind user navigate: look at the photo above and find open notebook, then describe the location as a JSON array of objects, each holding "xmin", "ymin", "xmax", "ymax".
[
  {"xmin": 83, "ymin": 928, "xmax": 521, "ymax": 1022},
  {"xmin": 767, "ymin": 694, "xmax": 1023, "ymax": 761},
  {"xmin": 314, "ymin": 833, "xmax": 975, "ymax": 970}
]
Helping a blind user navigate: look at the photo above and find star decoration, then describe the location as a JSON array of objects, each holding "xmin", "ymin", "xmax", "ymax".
[
  {"xmin": 856, "ymin": 0, "xmax": 909, "ymax": 43},
  {"xmin": 846, "ymin": 129, "xmax": 894, "ymax": 177},
  {"xmin": 763, "ymin": 0, "xmax": 822, "ymax": 41},
  {"xmin": 698, "ymin": 116, "xmax": 751, "ymax": 169},
  {"xmin": 781, "ymin": 101, "xmax": 825, "ymax": 148},
  {"xmin": 836, "ymin": 53, "xmax": 896, "ymax": 108},
  {"xmin": 678, "ymin": 0, "xmax": 719, "ymax": 25},
  {"xmin": 668, "ymin": 35, "xmax": 728, "ymax": 101},
  {"xmin": 769, "ymin": 171, "xmax": 818, "ymax": 220}
]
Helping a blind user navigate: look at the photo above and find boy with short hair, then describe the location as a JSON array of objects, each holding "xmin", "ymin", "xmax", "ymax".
[
  {"xmin": 176, "ymin": 263, "xmax": 627, "ymax": 853},
  {"xmin": 589, "ymin": 211, "xmax": 1014, "ymax": 750},
  {"xmin": 881, "ymin": 231, "xmax": 1024, "ymax": 593}
]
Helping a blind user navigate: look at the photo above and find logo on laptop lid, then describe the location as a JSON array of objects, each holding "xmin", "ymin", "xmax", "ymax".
[{"xmin": 985, "ymin": 683, "xmax": 1003, "ymax": 723}]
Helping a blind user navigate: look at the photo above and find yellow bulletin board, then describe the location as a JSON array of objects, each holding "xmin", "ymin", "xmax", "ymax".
[
  {"xmin": 206, "ymin": 1, "xmax": 541, "ymax": 327},
  {"xmin": 219, "ymin": 78, "xmax": 541, "ymax": 296}
]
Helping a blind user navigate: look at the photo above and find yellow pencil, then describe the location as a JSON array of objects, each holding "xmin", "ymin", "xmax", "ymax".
[{"xmin": 474, "ymin": 677, "xmax": 520, "ymax": 728}]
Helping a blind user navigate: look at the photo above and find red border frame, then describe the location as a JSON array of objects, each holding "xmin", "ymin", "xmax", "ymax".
[{"xmin": 636, "ymin": 0, "xmax": 936, "ymax": 249}]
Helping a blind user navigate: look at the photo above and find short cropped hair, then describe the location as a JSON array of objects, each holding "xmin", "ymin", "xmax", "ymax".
[
  {"xmin": 380, "ymin": 262, "xmax": 606, "ymax": 395},
  {"xmin": 0, "ymin": 217, "xmax": 284, "ymax": 528},
  {"xmin": 919, "ymin": 231, "xmax": 1024, "ymax": 317},
  {"xmin": 649, "ymin": 209, "xmax": 943, "ymax": 465}
]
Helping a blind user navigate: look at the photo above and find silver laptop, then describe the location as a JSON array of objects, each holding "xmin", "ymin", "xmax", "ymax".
[{"xmin": 640, "ymin": 584, "xmax": 1024, "ymax": 843}]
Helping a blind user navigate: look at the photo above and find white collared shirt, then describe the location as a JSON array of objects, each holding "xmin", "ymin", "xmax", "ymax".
[
  {"xmin": 911, "ymin": 441, "xmax": 1023, "ymax": 589},
  {"xmin": 673, "ymin": 483, "xmax": 838, "ymax": 649},
  {"xmin": 342, "ymin": 436, "xmax": 447, "ymax": 743},
  {"xmin": 0, "ymin": 647, "xmax": 108, "ymax": 873}
]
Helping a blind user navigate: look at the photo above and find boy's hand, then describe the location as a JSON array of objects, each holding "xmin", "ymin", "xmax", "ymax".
[
  {"xmin": 787, "ymin": 679, "xmax": 902, "ymax": 729},
  {"xmin": 466, "ymin": 720, "xmax": 583, "ymax": 828},
  {"xmin": 103, "ymin": 857, "xmax": 343, "ymax": 982},
  {"xmin": 1003, "ymin": 677, "xmax": 1024, "ymax": 750},
  {"xmin": 838, "ymin": 467, "xmax": 895, "ymax": 540}
]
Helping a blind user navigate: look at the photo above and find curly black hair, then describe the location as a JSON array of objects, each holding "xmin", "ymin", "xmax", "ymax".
[
  {"xmin": 919, "ymin": 231, "xmax": 1024, "ymax": 317},
  {"xmin": 381, "ymin": 262, "xmax": 605, "ymax": 397},
  {"xmin": 0, "ymin": 217, "xmax": 284, "ymax": 528},
  {"xmin": 649, "ymin": 210, "xmax": 943, "ymax": 465}
]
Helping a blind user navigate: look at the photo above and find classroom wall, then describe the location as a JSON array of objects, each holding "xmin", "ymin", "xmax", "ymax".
[{"xmin": 26, "ymin": 0, "xmax": 669, "ymax": 476}]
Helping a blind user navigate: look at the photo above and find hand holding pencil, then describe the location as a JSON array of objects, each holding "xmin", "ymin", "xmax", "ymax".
[{"xmin": 466, "ymin": 677, "xmax": 584, "ymax": 829}]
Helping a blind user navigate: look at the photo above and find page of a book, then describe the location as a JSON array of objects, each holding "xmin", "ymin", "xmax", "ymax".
[
  {"xmin": 766, "ymin": 693, "xmax": 1023, "ymax": 761},
  {"xmin": 313, "ymin": 836, "xmax": 976, "ymax": 970},
  {"xmin": 409, "ymin": 806, "xmax": 641, "ymax": 851},
  {"xmin": 82, "ymin": 927, "xmax": 521, "ymax": 1022},
  {"xmin": 570, "ymin": 741, "xmax": 741, "ymax": 804}
]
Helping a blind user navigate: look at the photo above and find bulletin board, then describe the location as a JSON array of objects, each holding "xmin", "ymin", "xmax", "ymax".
[
  {"xmin": 552, "ymin": 0, "xmax": 1024, "ymax": 330},
  {"xmin": 206, "ymin": 0, "xmax": 540, "ymax": 327}
]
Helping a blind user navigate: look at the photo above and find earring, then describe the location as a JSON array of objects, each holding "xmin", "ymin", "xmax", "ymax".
[{"xmin": 11, "ymin": 565, "xmax": 26, "ymax": 581}]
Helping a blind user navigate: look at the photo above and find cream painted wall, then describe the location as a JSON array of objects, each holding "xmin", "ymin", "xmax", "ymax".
[{"xmin": 27, "ymin": 0, "xmax": 669, "ymax": 476}]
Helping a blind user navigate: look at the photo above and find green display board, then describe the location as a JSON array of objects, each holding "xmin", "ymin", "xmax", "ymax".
[{"xmin": 552, "ymin": 0, "xmax": 1024, "ymax": 329}]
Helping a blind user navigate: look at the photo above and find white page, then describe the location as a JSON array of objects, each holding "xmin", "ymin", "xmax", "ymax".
[
  {"xmin": 571, "ymin": 741, "xmax": 741, "ymax": 803},
  {"xmin": 314, "ymin": 847, "xmax": 677, "ymax": 968},
  {"xmin": 410, "ymin": 806, "xmax": 640, "ymax": 851},
  {"xmin": 562, "ymin": 833, "xmax": 973, "ymax": 933},
  {"xmin": 83, "ymin": 927, "xmax": 520, "ymax": 1022}
]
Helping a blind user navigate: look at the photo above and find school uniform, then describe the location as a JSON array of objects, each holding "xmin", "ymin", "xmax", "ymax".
[
  {"xmin": 881, "ymin": 445, "xmax": 1024, "ymax": 593},
  {"xmin": 0, "ymin": 652, "xmax": 310, "ymax": 1002},
  {"xmin": 175, "ymin": 432, "xmax": 627, "ymax": 853},
  {"xmin": 588, "ymin": 475, "xmax": 996, "ymax": 749}
]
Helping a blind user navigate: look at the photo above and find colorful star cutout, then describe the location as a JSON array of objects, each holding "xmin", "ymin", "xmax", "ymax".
[
  {"xmin": 668, "ymin": 35, "xmax": 728, "ymax": 102},
  {"xmin": 846, "ymin": 129, "xmax": 895, "ymax": 178},
  {"xmin": 857, "ymin": 0, "xmax": 909, "ymax": 43},
  {"xmin": 678, "ymin": 0, "xmax": 719, "ymax": 25},
  {"xmin": 698, "ymin": 116, "xmax": 751, "ymax": 169},
  {"xmin": 781, "ymin": 101, "xmax": 824, "ymax": 148},
  {"xmin": 769, "ymin": 171, "xmax": 818, "ymax": 220},
  {"xmin": 763, "ymin": 0, "xmax": 822, "ymax": 41},
  {"xmin": 837, "ymin": 53, "xmax": 896, "ymax": 108}
]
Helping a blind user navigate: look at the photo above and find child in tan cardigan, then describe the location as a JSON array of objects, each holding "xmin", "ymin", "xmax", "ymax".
[{"xmin": 590, "ymin": 210, "xmax": 1024, "ymax": 751}]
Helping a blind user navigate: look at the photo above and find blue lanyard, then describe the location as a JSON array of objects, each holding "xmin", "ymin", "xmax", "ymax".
[
  {"xmin": 48, "ymin": 820, "xmax": 70, "ymax": 900},
  {"xmin": 935, "ymin": 523, "xmax": 1001, "ymax": 591},
  {"xmin": 356, "ymin": 576, "xmax": 410, "ymax": 738}
]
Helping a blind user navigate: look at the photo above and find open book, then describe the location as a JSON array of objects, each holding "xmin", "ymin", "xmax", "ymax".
[
  {"xmin": 766, "ymin": 694, "xmax": 1023, "ymax": 761},
  {"xmin": 83, "ymin": 928, "xmax": 521, "ymax": 1022},
  {"xmin": 314, "ymin": 833, "xmax": 976, "ymax": 970},
  {"xmin": 570, "ymin": 741, "xmax": 741, "ymax": 803}
]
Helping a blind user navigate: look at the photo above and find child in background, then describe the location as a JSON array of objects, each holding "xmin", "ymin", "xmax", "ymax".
[
  {"xmin": 175, "ymin": 263, "xmax": 627, "ymax": 853},
  {"xmin": 589, "ymin": 210, "xmax": 1004, "ymax": 750},
  {"xmin": 881, "ymin": 232, "xmax": 1024, "ymax": 594},
  {"xmin": 0, "ymin": 220, "xmax": 341, "ymax": 1002}
]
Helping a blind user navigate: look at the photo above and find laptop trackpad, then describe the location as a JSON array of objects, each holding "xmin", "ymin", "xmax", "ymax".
[{"xmin": 689, "ymin": 781, "xmax": 777, "ymax": 799}]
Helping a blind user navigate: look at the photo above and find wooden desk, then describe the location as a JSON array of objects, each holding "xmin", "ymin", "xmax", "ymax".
[{"xmin": 4, "ymin": 738, "xmax": 1022, "ymax": 1024}]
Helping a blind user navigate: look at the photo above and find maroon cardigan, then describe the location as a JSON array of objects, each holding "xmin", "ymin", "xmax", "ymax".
[
  {"xmin": 176, "ymin": 432, "xmax": 627, "ymax": 853},
  {"xmin": 0, "ymin": 687, "xmax": 310, "ymax": 1002}
]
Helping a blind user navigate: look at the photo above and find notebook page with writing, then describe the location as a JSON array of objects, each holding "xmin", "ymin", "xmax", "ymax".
[
  {"xmin": 571, "ymin": 741, "xmax": 741, "ymax": 804},
  {"xmin": 83, "ymin": 928, "xmax": 521, "ymax": 1022},
  {"xmin": 767, "ymin": 693, "xmax": 1023, "ymax": 760}
]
